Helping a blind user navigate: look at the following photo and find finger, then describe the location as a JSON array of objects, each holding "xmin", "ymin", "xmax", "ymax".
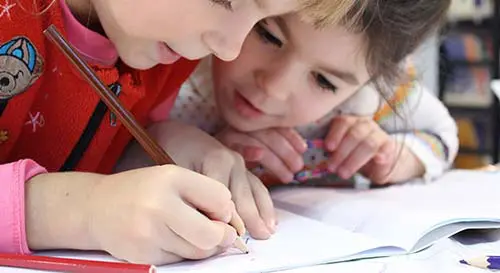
[
  {"xmin": 258, "ymin": 148, "xmax": 295, "ymax": 183},
  {"xmin": 360, "ymin": 158, "xmax": 391, "ymax": 185},
  {"xmin": 371, "ymin": 162, "xmax": 394, "ymax": 185},
  {"xmin": 223, "ymin": 132, "xmax": 267, "ymax": 162},
  {"xmin": 171, "ymin": 168, "xmax": 240, "ymax": 246},
  {"xmin": 248, "ymin": 172, "xmax": 276, "ymax": 234},
  {"xmin": 276, "ymin": 128, "xmax": 308, "ymax": 153},
  {"xmin": 336, "ymin": 129, "xmax": 386, "ymax": 179},
  {"xmin": 201, "ymin": 150, "xmax": 233, "ymax": 186},
  {"xmin": 374, "ymin": 139, "xmax": 394, "ymax": 164},
  {"xmin": 251, "ymin": 130, "xmax": 304, "ymax": 173},
  {"xmin": 166, "ymin": 197, "xmax": 230, "ymax": 250},
  {"xmin": 328, "ymin": 119, "xmax": 372, "ymax": 172},
  {"xmin": 230, "ymin": 159, "xmax": 271, "ymax": 239},
  {"xmin": 324, "ymin": 116, "xmax": 356, "ymax": 151},
  {"xmin": 159, "ymin": 220, "xmax": 234, "ymax": 261},
  {"xmin": 229, "ymin": 201, "xmax": 246, "ymax": 236},
  {"xmin": 199, "ymin": 159, "xmax": 234, "ymax": 222},
  {"xmin": 369, "ymin": 141, "xmax": 398, "ymax": 184},
  {"xmin": 231, "ymin": 144, "xmax": 265, "ymax": 162}
]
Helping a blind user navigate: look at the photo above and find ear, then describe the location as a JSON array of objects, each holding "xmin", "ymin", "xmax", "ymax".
[{"xmin": 30, "ymin": 54, "xmax": 44, "ymax": 83}]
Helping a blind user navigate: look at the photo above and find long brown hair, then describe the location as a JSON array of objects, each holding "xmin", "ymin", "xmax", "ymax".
[{"xmin": 330, "ymin": 0, "xmax": 449, "ymax": 91}]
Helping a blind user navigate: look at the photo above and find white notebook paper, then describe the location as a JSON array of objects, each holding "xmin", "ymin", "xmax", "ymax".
[{"xmin": 27, "ymin": 170, "xmax": 500, "ymax": 273}]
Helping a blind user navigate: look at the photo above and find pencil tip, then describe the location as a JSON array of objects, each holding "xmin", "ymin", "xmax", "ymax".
[
  {"xmin": 233, "ymin": 237, "xmax": 249, "ymax": 254},
  {"xmin": 459, "ymin": 260, "xmax": 468, "ymax": 265}
]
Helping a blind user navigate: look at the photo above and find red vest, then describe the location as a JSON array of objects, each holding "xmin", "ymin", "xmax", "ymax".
[{"xmin": 0, "ymin": 0, "xmax": 198, "ymax": 173}]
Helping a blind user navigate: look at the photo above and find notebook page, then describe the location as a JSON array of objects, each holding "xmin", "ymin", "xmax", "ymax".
[
  {"xmin": 272, "ymin": 170, "xmax": 500, "ymax": 252},
  {"xmin": 159, "ymin": 209, "xmax": 392, "ymax": 273}
]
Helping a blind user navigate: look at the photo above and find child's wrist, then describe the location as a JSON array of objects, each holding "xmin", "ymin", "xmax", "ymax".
[
  {"xmin": 387, "ymin": 146, "xmax": 425, "ymax": 183},
  {"xmin": 26, "ymin": 172, "xmax": 104, "ymax": 252}
]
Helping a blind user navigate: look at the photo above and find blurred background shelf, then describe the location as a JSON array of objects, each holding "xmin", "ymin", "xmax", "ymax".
[{"xmin": 438, "ymin": 0, "xmax": 500, "ymax": 167}]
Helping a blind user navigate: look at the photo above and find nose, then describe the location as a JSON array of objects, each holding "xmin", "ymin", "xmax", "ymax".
[
  {"xmin": 202, "ymin": 20, "xmax": 254, "ymax": 61},
  {"xmin": 0, "ymin": 77, "xmax": 10, "ymax": 87},
  {"xmin": 254, "ymin": 59, "xmax": 296, "ymax": 101}
]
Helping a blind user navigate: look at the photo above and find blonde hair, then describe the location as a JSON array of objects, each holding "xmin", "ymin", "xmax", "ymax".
[{"xmin": 298, "ymin": 0, "xmax": 368, "ymax": 28}]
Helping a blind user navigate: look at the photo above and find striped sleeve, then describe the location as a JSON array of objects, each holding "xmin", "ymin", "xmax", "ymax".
[{"xmin": 373, "ymin": 61, "xmax": 459, "ymax": 181}]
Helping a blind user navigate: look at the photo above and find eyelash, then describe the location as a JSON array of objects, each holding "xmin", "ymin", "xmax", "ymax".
[
  {"xmin": 255, "ymin": 22, "xmax": 337, "ymax": 93},
  {"xmin": 255, "ymin": 22, "xmax": 283, "ymax": 48},
  {"xmin": 210, "ymin": 0, "xmax": 233, "ymax": 11},
  {"xmin": 314, "ymin": 73, "xmax": 337, "ymax": 93}
]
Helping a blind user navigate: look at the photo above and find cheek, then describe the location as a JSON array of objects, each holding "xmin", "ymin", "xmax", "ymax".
[
  {"xmin": 214, "ymin": 48, "xmax": 261, "ymax": 86},
  {"xmin": 287, "ymin": 93, "xmax": 347, "ymax": 125}
]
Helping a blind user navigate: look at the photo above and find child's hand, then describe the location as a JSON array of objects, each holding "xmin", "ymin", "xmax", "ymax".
[
  {"xmin": 325, "ymin": 115, "xmax": 397, "ymax": 184},
  {"xmin": 88, "ymin": 166, "xmax": 241, "ymax": 265},
  {"xmin": 144, "ymin": 121, "xmax": 275, "ymax": 240},
  {"xmin": 217, "ymin": 127, "xmax": 308, "ymax": 183}
]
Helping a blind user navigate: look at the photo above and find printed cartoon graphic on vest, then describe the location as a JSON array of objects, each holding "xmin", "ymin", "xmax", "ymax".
[{"xmin": 0, "ymin": 37, "xmax": 44, "ymax": 115}]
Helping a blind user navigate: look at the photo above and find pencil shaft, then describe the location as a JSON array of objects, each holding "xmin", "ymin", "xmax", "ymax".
[
  {"xmin": 0, "ymin": 254, "xmax": 154, "ymax": 273},
  {"xmin": 487, "ymin": 256, "xmax": 500, "ymax": 269}
]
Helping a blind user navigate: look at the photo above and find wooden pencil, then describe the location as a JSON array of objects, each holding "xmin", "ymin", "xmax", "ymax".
[{"xmin": 0, "ymin": 253, "xmax": 155, "ymax": 273}]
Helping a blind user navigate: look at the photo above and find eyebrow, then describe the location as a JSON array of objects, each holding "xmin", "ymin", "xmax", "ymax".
[
  {"xmin": 273, "ymin": 16, "xmax": 291, "ymax": 39},
  {"xmin": 323, "ymin": 67, "xmax": 359, "ymax": 85},
  {"xmin": 254, "ymin": 0, "xmax": 267, "ymax": 10}
]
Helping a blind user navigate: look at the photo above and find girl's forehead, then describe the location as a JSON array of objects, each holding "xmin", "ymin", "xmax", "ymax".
[
  {"xmin": 282, "ymin": 15, "xmax": 369, "ymax": 84},
  {"xmin": 255, "ymin": 0, "xmax": 362, "ymax": 27}
]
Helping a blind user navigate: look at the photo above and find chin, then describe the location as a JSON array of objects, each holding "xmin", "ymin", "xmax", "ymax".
[
  {"xmin": 225, "ymin": 114, "xmax": 264, "ymax": 132},
  {"xmin": 121, "ymin": 57, "xmax": 157, "ymax": 70},
  {"xmin": 117, "ymin": 50, "xmax": 158, "ymax": 70}
]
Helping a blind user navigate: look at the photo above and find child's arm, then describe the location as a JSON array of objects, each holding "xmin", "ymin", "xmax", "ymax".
[
  {"xmin": 373, "ymin": 81, "xmax": 459, "ymax": 182},
  {"xmin": 0, "ymin": 160, "xmax": 242, "ymax": 265}
]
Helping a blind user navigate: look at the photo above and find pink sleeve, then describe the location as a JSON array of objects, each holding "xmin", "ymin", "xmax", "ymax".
[{"xmin": 0, "ymin": 159, "xmax": 47, "ymax": 254}]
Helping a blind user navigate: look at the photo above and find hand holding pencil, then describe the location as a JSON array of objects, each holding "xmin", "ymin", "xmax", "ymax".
[
  {"xmin": 87, "ymin": 166, "xmax": 246, "ymax": 265},
  {"xmin": 0, "ymin": 25, "xmax": 248, "ymax": 273}
]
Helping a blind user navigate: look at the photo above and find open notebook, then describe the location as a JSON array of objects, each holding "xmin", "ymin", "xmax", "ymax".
[{"xmin": 33, "ymin": 170, "xmax": 500, "ymax": 273}]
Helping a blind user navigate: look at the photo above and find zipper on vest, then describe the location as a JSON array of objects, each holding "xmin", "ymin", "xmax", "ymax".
[
  {"xmin": 60, "ymin": 83, "xmax": 122, "ymax": 172},
  {"xmin": 0, "ymin": 99, "xmax": 9, "ymax": 116}
]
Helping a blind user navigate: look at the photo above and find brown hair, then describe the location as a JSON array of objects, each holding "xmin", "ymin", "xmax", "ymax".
[{"xmin": 300, "ymin": 0, "xmax": 450, "ymax": 90}]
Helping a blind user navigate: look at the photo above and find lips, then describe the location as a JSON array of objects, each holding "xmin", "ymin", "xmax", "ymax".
[
  {"xmin": 157, "ymin": 42, "xmax": 181, "ymax": 64},
  {"xmin": 233, "ymin": 91, "xmax": 264, "ymax": 119}
]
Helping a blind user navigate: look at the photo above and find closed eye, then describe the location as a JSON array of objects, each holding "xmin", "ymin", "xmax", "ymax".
[
  {"xmin": 314, "ymin": 72, "xmax": 337, "ymax": 93},
  {"xmin": 255, "ymin": 22, "xmax": 283, "ymax": 48}
]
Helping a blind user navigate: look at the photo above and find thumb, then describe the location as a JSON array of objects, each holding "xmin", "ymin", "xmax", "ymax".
[
  {"xmin": 242, "ymin": 145, "xmax": 265, "ymax": 162},
  {"xmin": 230, "ymin": 143, "xmax": 264, "ymax": 162},
  {"xmin": 212, "ymin": 221, "xmax": 239, "ymax": 249},
  {"xmin": 375, "ymin": 140, "xmax": 396, "ymax": 164}
]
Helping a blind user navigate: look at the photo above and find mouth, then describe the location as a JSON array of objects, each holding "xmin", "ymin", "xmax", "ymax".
[
  {"xmin": 233, "ymin": 91, "xmax": 264, "ymax": 119},
  {"xmin": 157, "ymin": 42, "xmax": 181, "ymax": 64}
]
